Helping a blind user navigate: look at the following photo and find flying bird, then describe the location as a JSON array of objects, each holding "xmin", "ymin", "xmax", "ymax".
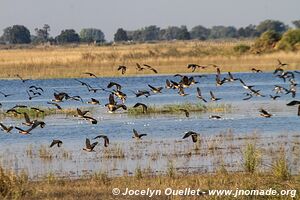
[
  {"xmin": 50, "ymin": 140, "xmax": 63, "ymax": 148},
  {"xmin": 133, "ymin": 103, "xmax": 148, "ymax": 113},
  {"xmin": 83, "ymin": 138, "xmax": 98, "ymax": 152},
  {"xmin": 94, "ymin": 135, "xmax": 109, "ymax": 147},
  {"xmin": 179, "ymin": 109, "xmax": 189, "ymax": 117},
  {"xmin": 182, "ymin": 131, "xmax": 200, "ymax": 143},
  {"xmin": 0, "ymin": 123, "xmax": 13, "ymax": 133},
  {"xmin": 196, "ymin": 87, "xmax": 207, "ymax": 102},
  {"xmin": 259, "ymin": 109, "xmax": 272, "ymax": 118},
  {"xmin": 84, "ymin": 72, "xmax": 98, "ymax": 78},
  {"xmin": 132, "ymin": 129, "xmax": 147, "ymax": 140},
  {"xmin": 118, "ymin": 65, "xmax": 127, "ymax": 74}
]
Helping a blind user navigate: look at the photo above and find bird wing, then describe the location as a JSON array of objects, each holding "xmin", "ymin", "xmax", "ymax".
[
  {"xmin": 23, "ymin": 113, "xmax": 31, "ymax": 123},
  {"xmin": 197, "ymin": 87, "xmax": 202, "ymax": 96},
  {"xmin": 210, "ymin": 91, "xmax": 215, "ymax": 99},
  {"xmin": 191, "ymin": 134, "xmax": 198, "ymax": 143},
  {"xmin": 260, "ymin": 109, "xmax": 269, "ymax": 115},
  {"xmin": 14, "ymin": 127, "xmax": 25, "ymax": 132},
  {"xmin": 183, "ymin": 131, "xmax": 192, "ymax": 139},
  {"xmin": 133, "ymin": 129, "xmax": 139, "ymax": 137},
  {"xmin": 50, "ymin": 140, "xmax": 59, "ymax": 147},
  {"xmin": 86, "ymin": 138, "xmax": 92, "ymax": 149},
  {"xmin": 109, "ymin": 94, "xmax": 115, "ymax": 105},
  {"xmin": 0, "ymin": 123, "xmax": 7, "ymax": 130}
]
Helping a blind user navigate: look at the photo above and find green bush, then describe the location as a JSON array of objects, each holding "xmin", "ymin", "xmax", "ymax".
[
  {"xmin": 276, "ymin": 29, "xmax": 300, "ymax": 51},
  {"xmin": 243, "ymin": 143, "xmax": 260, "ymax": 173},
  {"xmin": 233, "ymin": 44, "xmax": 250, "ymax": 54},
  {"xmin": 251, "ymin": 30, "xmax": 281, "ymax": 52}
]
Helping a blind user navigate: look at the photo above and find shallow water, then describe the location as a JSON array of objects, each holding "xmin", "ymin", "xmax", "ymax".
[{"xmin": 0, "ymin": 71, "xmax": 299, "ymax": 178}]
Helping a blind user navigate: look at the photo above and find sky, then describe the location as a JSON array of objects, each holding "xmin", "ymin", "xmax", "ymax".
[{"xmin": 0, "ymin": 0, "xmax": 299, "ymax": 41}]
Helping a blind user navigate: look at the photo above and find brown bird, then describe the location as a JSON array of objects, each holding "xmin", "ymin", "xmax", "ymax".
[
  {"xmin": 143, "ymin": 64, "xmax": 158, "ymax": 73},
  {"xmin": 179, "ymin": 109, "xmax": 189, "ymax": 117},
  {"xmin": 87, "ymin": 98, "xmax": 100, "ymax": 105},
  {"xmin": 83, "ymin": 116, "xmax": 98, "ymax": 124},
  {"xmin": 132, "ymin": 129, "xmax": 147, "ymax": 140},
  {"xmin": 15, "ymin": 126, "xmax": 35, "ymax": 135},
  {"xmin": 251, "ymin": 68, "xmax": 262, "ymax": 73},
  {"xmin": 93, "ymin": 135, "xmax": 109, "ymax": 147},
  {"xmin": 31, "ymin": 107, "xmax": 45, "ymax": 113},
  {"xmin": 47, "ymin": 102, "xmax": 62, "ymax": 110},
  {"xmin": 136, "ymin": 63, "xmax": 145, "ymax": 71},
  {"xmin": 15, "ymin": 74, "xmax": 30, "ymax": 83},
  {"xmin": 269, "ymin": 95, "xmax": 280, "ymax": 100},
  {"xmin": 105, "ymin": 94, "xmax": 127, "ymax": 113},
  {"xmin": 210, "ymin": 91, "xmax": 221, "ymax": 101},
  {"xmin": 196, "ymin": 87, "xmax": 207, "ymax": 102},
  {"xmin": 118, "ymin": 65, "xmax": 127, "ymax": 74},
  {"xmin": 0, "ymin": 123, "xmax": 13, "ymax": 133},
  {"xmin": 107, "ymin": 82, "xmax": 122, "ymax": 91},
  {"xmin": 6, "ymin": 109, "xmax": 21, "ymax": 115},
  {"xmin": 83, "ymin": 138, "xmax": 98, "ymax": 152},
  {"xmin": 286, "ymin": 100, "xmax": 300, "ymax": 106},
  {"xmin": 178, "ymin": 86, "xmax": 189, "ymax": 96},
  {"xmin": 259, "ymin": 109, "xmax": 272, "ymax": 118},
  {"xmin": 84, "ymin": 72, "xmax": 98, "ymax": 78},
  {"xmin": 75, "ymin": 108, "xmax": 90, "ymax": 118},
  {"xmin": 52, "ymin": 92, "xmax": 66, "ymax": 102},
  {"xmin": 133, "ymin": 103, "xmax": 148, "ymax": 113},
  {"xmin": 50, "ymin": 140, "xmax": 63, "ymax": 148},
  {"xmin": 277, "ymin": 59, "xmax": 288, "ymax": 67},
  {"xmin": 22, "ymin": 113, "xmax": 34, "ymax": 126},
  {"xmin": 131, "ymin": 90, "xmax": 151, "ymax": 98},
  {"xmin": 165, "ymin": 79, "xmax": 173, "ymax": 89},
  {"xmin": 148, "ymin": 84, "xmax": 163, "ymax": 94},
  {"xmin": 209, "ymin": 115, "xmax": 222, "ymax": 119},
  {"xmin": 182, "ymin": 131, "xmax": 199, "ymax": 143}
]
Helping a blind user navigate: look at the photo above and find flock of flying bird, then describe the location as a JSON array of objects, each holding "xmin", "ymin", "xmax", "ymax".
[{"xmin": 0, "ymin": 59, "xmax": 300, "ymax": 151}]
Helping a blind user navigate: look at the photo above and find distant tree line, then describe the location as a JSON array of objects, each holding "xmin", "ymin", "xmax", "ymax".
[{"xmin": 0, "ymin": 19, "xmax": 299, "ymax": 45}]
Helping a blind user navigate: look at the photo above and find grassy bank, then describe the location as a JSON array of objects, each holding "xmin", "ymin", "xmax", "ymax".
[
  {"xmin": 0, "ymin": 41, "xmax": 299, "ymax": 79},
  {"xmin": 1, "ymin": 168, "xmax": 299, "ymax": 199},
  {"xmin": 1, "ymin": 107, "xmax": 78, "ymax": 119},
  {"xmin": 127, "ymin": 102, "xmax": 231, "ymax": 115}
]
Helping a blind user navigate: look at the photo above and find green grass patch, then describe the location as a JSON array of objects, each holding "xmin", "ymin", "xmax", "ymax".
[
  {"xmin": 127, "ymin": 102, "xmax": 231, "ymax": 116},
  {"xmin": 0, "ymin": 107, "xmax": 78, "ymax": 119}
]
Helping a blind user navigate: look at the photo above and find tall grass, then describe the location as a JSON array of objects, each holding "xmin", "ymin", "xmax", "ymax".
[
  {"xmin": 272, "ymin": 150, "xmax": 291, "ymax": 181},
  {"xmin": 0, "ymin": 166, "xmax": 30, "ymax": 199},
  {"xmin": 243, "ymin": 143, "xmax": 260, "ymax": 173},
  {"xmin": 0, "ymin": 41, "xmax": 299, "ymax": 79}
]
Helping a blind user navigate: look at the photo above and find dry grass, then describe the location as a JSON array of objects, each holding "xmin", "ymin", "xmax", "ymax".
[
  {"xmin": 0, "ymin": 41, "xmax": 299, "ymax": 79},
  {"xmin": 14, "ymin": 172, "xmax": 300, "ymax": 199}
]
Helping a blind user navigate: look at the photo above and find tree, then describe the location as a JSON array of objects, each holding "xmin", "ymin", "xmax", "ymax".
[
  {"xmin": 34, "ymin": 24, "xmax": 50, "ymax": 43},
  {"xmin": 159, "ymin": 26, "xmax": 190, "ymax": 40},
  {"xmin": 56, "ymin": 29, "xmax": 80, "ymax": 44},
  {"xmin": 276, "ymin": 29, "xmax": 300, "ymax": 51},
  {"xmin": 209, "ymin": 26, "xmax": 238, "ymax": 39},
  {"xmin": 79, "ymin": 28, "xmax": 105, "ymax": 43},
  {"xmin": 114, "ymin": 28, "xmax": 128, "ymax": 42},
  {"xmin": 292, "ymin": 20, "xmax": 300, "ymax": 29},
  {"xmin": 256, "ymin": 20, "xmax": 288, "ymax": 34},
  {"xmin": 1, "ymin": 25, "xmax": 31, "ymax": 44},
  {"xmin": 252, "ymin": 30, "xmax": 281, "ymax": 52},
  {"xmin": 176, "ymin": 25, "xmax": 190, "ymax": 40},
  {"xmin": 141, "ymin": 25, "xmax": 160, "ymax": 41},
  {"xmin": 190, "ymin": 25, "xmax": 210, "ymax": 40}
]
